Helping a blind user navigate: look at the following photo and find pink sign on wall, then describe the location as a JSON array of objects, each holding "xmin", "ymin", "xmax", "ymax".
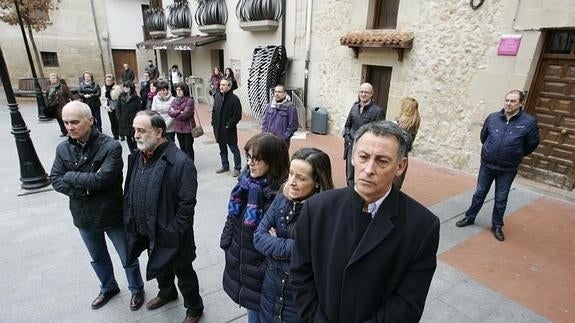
[{"xmin": 498, "ymin": 35, "xmax": 522, "ymax": 56}]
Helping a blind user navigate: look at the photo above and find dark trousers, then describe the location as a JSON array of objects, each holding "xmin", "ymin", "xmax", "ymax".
[
  {"xmin": 464, "ymin": 164, "xmax": 517, "ymax": 227},
  {"xmin": 345, "ymin": 145, "xmax": 354, "ymax": 186},
  {"xmin": 176, "ymin": 132, "xmax": 195, "ymax": 161},
  {"xmin": 218, "ymin": 142, "xmax": 242, "ymax": 170},
  {"xmin": 167, "ymin": 132, "xmax": 176, "ymax": 142},
  {"xmin": 108, "ymin": 110, "xmax": 119, "ymax": 139},
  {"xmin": 56, "ymin": 113, "xmax": 67, "ymax": 135},
  {"xmin": 91, "ymin": 106, "xmax": 102, "ymax": 132},
  {"xmin": 156, "ymin": 264, "xmax": 204, "ymax": 316}
]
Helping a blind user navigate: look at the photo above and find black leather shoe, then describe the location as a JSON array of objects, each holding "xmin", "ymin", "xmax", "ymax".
[
  {"xmin": 91, "ymin": 287, "xmax": 120, "ymax": 309},
  {"xmin": 146, "ymin": 296, "xmax": 177, "ymax": 310},
  {"xmin": 130, "ymin": 291, "xmax": 145, "ymax": 311},
  {"xmin": 455, "ymin": 217, "xmax": 475, "ymax": 227},
  {"xmin": 492, "ymin": 227, "xmax": 505, "ymax": 241}
]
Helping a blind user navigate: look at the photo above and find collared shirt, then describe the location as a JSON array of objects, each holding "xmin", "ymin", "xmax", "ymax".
[{"xmin": 364, "ymin": 187, "xmax": 391, "ymax": 218}]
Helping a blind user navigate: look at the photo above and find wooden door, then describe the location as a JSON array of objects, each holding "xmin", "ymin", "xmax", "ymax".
[
  {"xmin": 111, "ymin": 49, "xmax": 138, "ymax": 82},
  {"xmin": 521, "ymin": 30, "xmax": 575, "ymax": 190},
  {"xmin": 362, "ymin": 65, "xmax": 391, "ymax": 117}
]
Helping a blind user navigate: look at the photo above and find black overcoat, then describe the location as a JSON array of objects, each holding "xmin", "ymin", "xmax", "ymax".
[
  {"xmin": 290, "ymin": 186, "xmax": 440, "ymax": 323},
  {"xmin": 116, "ymin": 93, "xmax": 141, "ymax": 137},
  {"xmin": 124, "ymin": 142, "xmax": 198, "ymax": 280},
  {"xmin": 211, "ymin": 91, "xmax": 242, "ymax": 144}
]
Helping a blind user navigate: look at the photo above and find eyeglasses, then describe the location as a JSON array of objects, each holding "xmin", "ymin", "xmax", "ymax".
[
  {"xmin": 358, "ymin": 90, "xmax": 372, "ymax": 94},
  {"xmin": 246, "ymin": 153, "xmax": 260, "ymax": 164}
]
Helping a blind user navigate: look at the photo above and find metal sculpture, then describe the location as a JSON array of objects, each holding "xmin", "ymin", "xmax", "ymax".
[
  {"xmin": 167, "ymin": 0, "xmax": 192, "ymax": 29},
  {"xmin": 236, "ymin": 0, "xmax": 283, "ymax": 22},
  {"xmin": 195, "ymin": 0, "xmax": 228, "ymax": 26}
]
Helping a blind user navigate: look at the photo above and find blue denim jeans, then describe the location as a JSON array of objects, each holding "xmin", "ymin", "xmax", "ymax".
[
  {"xmin": 247, "ymin": 309, "xmax": 260, "ymax": 323},
  {"xmin": 78, "ymin": 226, "xmax": 144, "ymax": 294},
  {"xmin": 464, "ymin": 164, "xmax": 517, "ymax": 227},
  {"xmin": 219, "ymin": 142, "xmax": 242, "ymax": 170}
]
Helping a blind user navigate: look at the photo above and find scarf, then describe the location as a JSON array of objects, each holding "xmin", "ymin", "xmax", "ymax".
[
  {"xmin": 147, "ymin": 89, "xmax": 157, "ymax": 100},
  {"xmin": 47, "ymin": 82, "xmax": 61, "ymax": 102},
  {"xmin": 227, "ymin": 173, "xmax": 271, "ymax": 227}
]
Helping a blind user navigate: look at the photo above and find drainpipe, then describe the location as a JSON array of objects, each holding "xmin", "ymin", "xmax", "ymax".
[
  {"xmin": 281, "ymin": 0, "xmax": 286, "ymax": 47},
  {"xmin": 303, "ymin": 0, "xmax": 312, "ymax": 108},
  {"xmin": 90, "ymin": 0, "xmax": 107, "ymax": 77}
]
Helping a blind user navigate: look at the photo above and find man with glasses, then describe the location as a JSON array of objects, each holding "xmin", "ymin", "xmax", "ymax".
[
  {"xmin": 261, "ymin": 84, "xmax": 299, "ymax": 147},
  {"xmin": 124, "ymin": 110, "xmax": 204, "ymax": 323},
  {"xmin": 212, "ymin": 78, "xmax": 243, "ymax": 177},
  {"xmin": 343, "ymin": 83, "xmax": 386, "ymax": 186}
]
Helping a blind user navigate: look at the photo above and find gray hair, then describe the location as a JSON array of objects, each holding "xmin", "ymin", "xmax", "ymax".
[
  {"xmin": 353, "ymin": 120, "xmax": 411, "ymax": 159},
  {"xmin": 135, "ymin": 110, "xmax": 167, "ymax": 138},
  {"xmin": 62, "ymin": 101, "xmax": 92, "ymax": 118}
]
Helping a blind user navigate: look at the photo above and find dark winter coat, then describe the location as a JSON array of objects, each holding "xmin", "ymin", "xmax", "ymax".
[
  {"xmin": 168, "ymin": 96, "xmax": 195, "ymax": 134},
  {"xmin": 116, "ymin": 92, "xmax": 141, "ymax": 137},
  {"xmin": 139, "ymin": 80, "xmax": 150, "ymax": 110},
  {"xmin": 122, "ymin": 68, "xmax": 135, "ymax": 83},
  {"xmin": 343, "ymin": 101, "xmax": 385, "ymax": 158},
  {"xmin": 254, "ymin": 193, "xmax": 304, "ymax": 323},
  {"xmin": 291, "ymin": 187, "xmax": 440, "ymax": 323},
  {"xmin": 78, "ymin": 81, "xmax": 101, "ymax": 109},
  {"xmin": 480, "ymin": 109, "xmax": 540, "ymax": 172},
  {"xmin": 261, "ymin": 100, "xmax": 299, "ymax": 144},
  {"xmin": 211, "ymin": 91, "xmax": 242, "ymax": 144},
  {"xmin": 50, "ymin": 129, "xmax": 123, "ymax": 231},
  {"xmin": 124, "ymin": 142, "xmax": 198, "ymax": 280},
  {"xmin": 220, "ymin": 173, "xmax": 278, "ymax": 311},
  {"xmin": 44, "ymin": 82, "xmax": 72, "ymax": 118}
]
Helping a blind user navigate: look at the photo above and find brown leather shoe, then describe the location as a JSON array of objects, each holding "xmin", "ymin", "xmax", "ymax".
[
  {"xmin": 130, "ymin": 291, "xmax": 145, "ymax": 311},
  {"xmin": 182, "ymin": 312, "xmax": 202, "ymax": 323},
  {"xmin": 146, "ymin": 296, "xmax": 177, "ymax": 310},
  {"xmin": 91, "ymin": 287, "xmax": 120, "ymax": 309}
]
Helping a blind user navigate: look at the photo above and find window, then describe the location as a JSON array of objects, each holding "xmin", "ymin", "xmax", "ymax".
[
  {"xmin": 40, "ymin": 52, "xmax": 59, "ymax": 67},
  {"xmin": 545, "ymin": 31, "xmax": 575, "ymax": 54},
  {"xmin": 373, "ymin": 0, "xmax": 400, "ymax": 29}
]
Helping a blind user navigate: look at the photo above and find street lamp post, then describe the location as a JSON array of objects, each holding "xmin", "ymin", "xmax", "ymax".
[
  {"xmin": 13, "ymin": 0, "xmax": 51, "ymax": 122},
  {"xmin": 0, "ymin": 46, "xmax": 52, "ymax": 195}
]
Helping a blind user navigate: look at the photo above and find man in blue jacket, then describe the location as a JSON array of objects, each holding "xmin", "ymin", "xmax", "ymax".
[
  {"xmin": 261, "ymin": 84, "xmax": 299, "ymax": 147},
  {"xmin": 456, "ymin": 90, "xmax": 540, "ymax": 241}
]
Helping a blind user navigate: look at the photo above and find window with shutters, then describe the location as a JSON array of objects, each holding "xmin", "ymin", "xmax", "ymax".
[{"xmin": 372, "ymin": 0, "xmax": 400, "ymax": 29}]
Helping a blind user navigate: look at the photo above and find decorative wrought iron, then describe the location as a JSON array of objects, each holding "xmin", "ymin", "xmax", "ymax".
[
  {"xmin": 144, "ymin": 7, "xmax": 167, "ymax": 32},
  {"xmin": 247, "ymin": 45, "xmax": 288, "ymax": 121},
  {"xmin": 195, "ymin": 0, "xmax": 228, "ymax": 26},
  {"xmin": 236, "ymin": 0, "xmax": 283, "ymax": 22},
  {"xmin": 167, "ymin": 0, "xmax": 192, "ymax": 29}
]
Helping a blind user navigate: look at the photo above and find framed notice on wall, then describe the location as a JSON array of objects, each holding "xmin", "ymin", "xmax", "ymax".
[{"xmin": 498, "ymin": 35, "xmax": 522, "ymax": 56}]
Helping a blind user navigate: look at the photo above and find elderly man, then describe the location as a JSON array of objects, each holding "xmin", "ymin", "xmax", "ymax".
[
  {"xmin": 261, "ymin": 84, "xmax": 299, "ymax": 147},
  {"xmin": 212, "ymin": 78, "xmax": 242, "ymax": 177},
  {"xmin": 124, "ymin": 110, "xmax": 204, "ymax": 323},
  {"xmin": 343, "ymin": 83, "xmax": 386, "ymax": 186},
  {"xmin": 456, "ymin": 90, "xmax": 540, "ymax": 241},
  {"xmin": 291, "ymin": 121, "xmax": 440, "ymax": 322},
  {"xmin": 122, "ymin": 63, "xmax": 135, "ymax": 83},
  {"xmin": 50, "ymin": 101, "xmax": 145, "ymax": 311}
]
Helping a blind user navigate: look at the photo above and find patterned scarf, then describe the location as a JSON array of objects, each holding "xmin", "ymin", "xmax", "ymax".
[
  {"xmin": 47, "ymin": 82, "xmax": 61, "ymax": 102},
  {"xmin": 227, "ymin": 173, "xmax": 271, "ymax": 227}
]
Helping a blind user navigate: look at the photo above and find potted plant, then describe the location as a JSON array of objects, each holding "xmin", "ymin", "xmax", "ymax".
[
  {"xmin": 236, "ymin": 0, "xmax": 283, "ymax": 31},
  {"xmin": 195, "ymin": 0, "xmax": 228, "ymax": 34},
  {"xmin": 167, "ymin": 0, "xmax": 192, "ymax": 36},
  {"xmin": 145, "ymin": 7, "xmax": 167, "ymax": 38}
]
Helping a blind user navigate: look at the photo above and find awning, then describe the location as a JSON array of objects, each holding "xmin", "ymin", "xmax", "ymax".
[
  {"xmin": 136, "ymin": 34, "xmax": 226, "ymax": 50},
  {"xmin": 340, "ymin": 30, "xmax": 414, "ymax": 60}
]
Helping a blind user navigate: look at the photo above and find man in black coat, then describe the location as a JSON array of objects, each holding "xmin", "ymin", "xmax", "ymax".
[
  {"xmin": 122, "ymin": 63, "xmax": 135, "ymax": 83},
  {"xmin": 343, "ymin": 83, "xmax": 386, "ymax": 186},
  {"xmin": 124, "ymin": 110, "xmax": 203, "ymax": 323},
  {"xmin": 291, "ymin": 121, "xmax": 440, "ymax": 323},
  {"xmin": 211, "ymin": 78, "xmax": 242, "ymax": 177},
  {"xmin": 50, "ymin": 101, "xmax": 145, "ymax": 311}
]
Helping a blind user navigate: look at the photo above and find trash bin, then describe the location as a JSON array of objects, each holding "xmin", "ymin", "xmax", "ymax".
[{"xmin": 311, "ymin": 107, "xmax": 328, "ymax": 134}]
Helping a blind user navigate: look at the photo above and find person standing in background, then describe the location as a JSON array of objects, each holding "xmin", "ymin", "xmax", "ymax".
[
  {"xmin": 212, "ymin": 78, "xmax": 242, "ymax": 177},
  {"xmin": 139, "ymin": 72, "xmax": 151, "ymax": 111},
  {"xmin": 151, "ymin": 80, "xmax": 176, "ymax": 142},
  {"xmin": 169, "ymin": 65, "xmax": 182, "ymax": 97},
  {"xmin": 122, "ymin": 63, "xmax": 135, "ymax": 83},
  {"xmin": 394, "ymin": 97, "xmax": 421, "ymax": 189},
  {"xmin": 224, "ymin": 67, "xmax": 238, "ymax": 92},
  {"xmin": 78, "ymin": 71, "xmax": 103, "ymax": 133},
  {"xmin": 116, "ymin": 81, "xmax": 141, "ymax": 152},
  {"xmin": 104, "ymin": 74, "xmax": 121, "ymax": 140},
  {"xmin": 168, "ymin": 82, "xmax": 196, "ymax": 161},
  {"xmin": 209, "ymin": 67, "xmax": 223, "ymax": 97},
  {"xmin": 45, "ymin": 73, "xmax": 72, "ymax": 137},
  {"xmin": 145, "ymin": 59, "xmax": 159, "ymax": 80},
  {"xmin": 261, "ymin": 84, "xmax": 299, "ymax": 148}
]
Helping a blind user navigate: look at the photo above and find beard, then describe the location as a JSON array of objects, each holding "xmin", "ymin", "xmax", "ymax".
[{"xmin": 136, "ymin": 137, "xmax": 159, "ymax": 152}]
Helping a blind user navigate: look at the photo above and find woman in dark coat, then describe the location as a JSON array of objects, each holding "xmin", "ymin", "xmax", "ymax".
[
  {"xmin": 224, "ymin": 67, "xmax": 238, "ymax": 92},
  {"xmin": 45, "ymin": 73, "xmax": 72, "ymax": 137},
  {"xmin": 220, "ymin": 133, "xmax": 289, "ymax": 323},
  {"xmin": 168, "ymin": 82, "xmax": 195, "ymax": 161},
  {"xmin": 116, "ymin": 81, "xmax": 141, "ymax": 152},
  {"xmin": 78, "ymin": 71, "xmax": 103, "ymax": 132},
  {"xmin": 254, "ymin": 148, "xmax": 334, "ymax": 323}
]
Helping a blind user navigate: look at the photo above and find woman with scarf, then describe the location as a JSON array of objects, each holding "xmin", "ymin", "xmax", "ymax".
[
  {"xmin": 167, "ymin": 82, "xmax": 196, "ymax": 161},
  {"xmin": 103, "ymin": 74, "xmax": 121, "ymax": 140},
  {"xmin": 78, "ymin": 71, "xmax": 102, "ymax": 132},
  {"xmin": 394, "ymin": 97, "xmax": 421, "ymax": 189},
  {"xmin": 221, "ymin": 133, "xmax": 289, "ymax": 323},
  {"xmin": 254, "ymin": 148, "xmax": 334, "ymax": 323},
  {"xmin": 209, "ymin": 67, "xmax": 223, "ymax": 96},
  {"xmin": 151, "ymin": 80, "xmax": 176, "ymax": 142},
  {"xmin": 145, "ymin": 80, "xmax": 158, "ymax": 110},
  {"xmin": 116, "ymin": 81, "xmax": 141, "ymax": 152},
  {"xmin": 224, "ymin": 67, "xmax": 238, "ymax": 92},
  {"xmin": 45, "ymin": 73, "xmax": 72, "ymax": 137}
]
